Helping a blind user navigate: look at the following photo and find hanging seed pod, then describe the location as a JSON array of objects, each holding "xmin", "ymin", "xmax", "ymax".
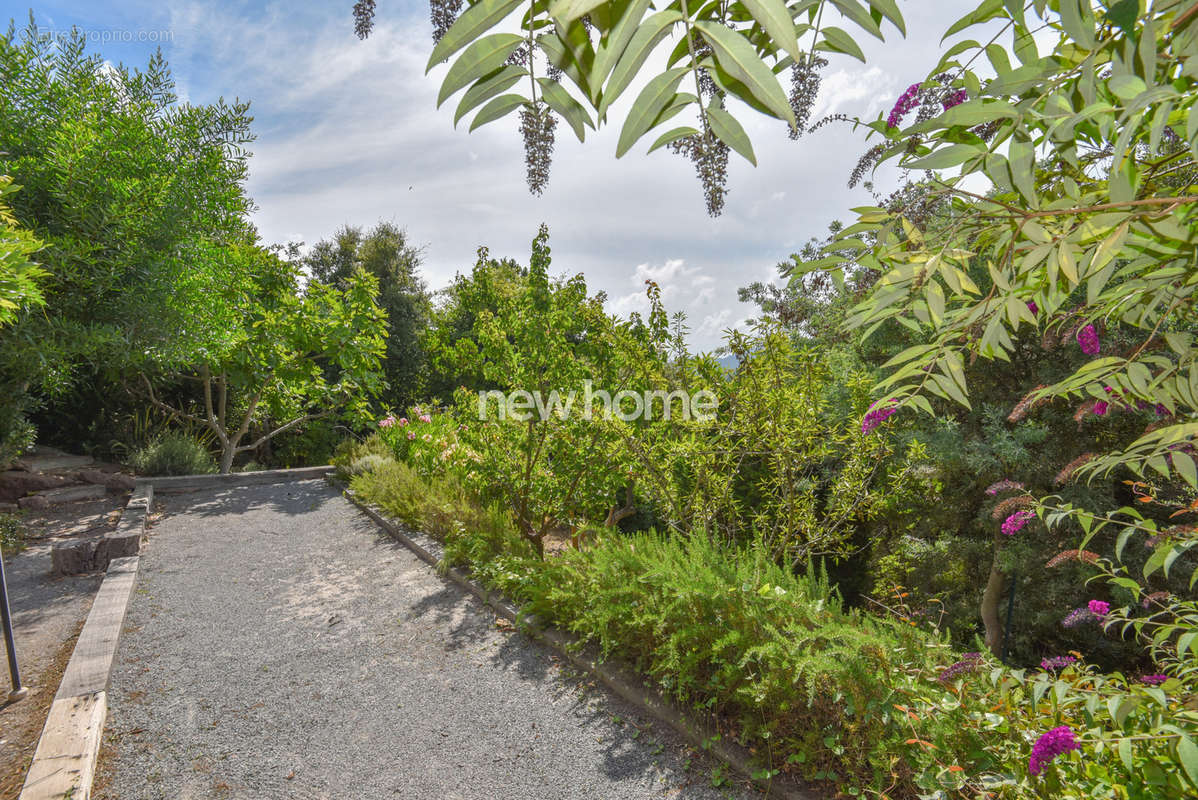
[
  {"xmin": 430, "ymin": 0, "xmax": 464, "ymax": 45},
  {"xmin": 788, "ymin": 55, "xmax": 826, "ymax": 139},
  {"xmin": 668, "ymin": 119, "xmax": 730, "ymax": 217},
  {"xmin": 353, "ymin": 0, "xmax": 377, "ymax": 39},
  {"xmin": 520, "ymin": 102, "xmax": 557, "ymax": 196}
]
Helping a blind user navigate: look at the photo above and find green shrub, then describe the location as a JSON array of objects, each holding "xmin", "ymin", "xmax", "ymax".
[
  {"xmin": 347, "ymin": 453, "xmax": 392, "ymax": 477},
  {"xmin": 128, "ymin": 432, "xmax": 216, "ymax": 476},
  {"xmin": 0, "ymin": 390, "xmax": 35, "ymax": 470},
  {"xmin": 349, "ymin": 458, "xmax": 532, "ymax": 567},
  {"xmin": 331, "ymin": 433, "xmax": 391, "ymax": 480},
  {"xmin": 348, "ymin": 460, "xmax": 983, "ymax": 795},
  {"xmin": 0, "ymin": 513, "xmax": 25, "ymax": 554}
]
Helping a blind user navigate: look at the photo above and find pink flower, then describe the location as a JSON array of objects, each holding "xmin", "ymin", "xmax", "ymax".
[
  {"xmin": 398, "ymin": 417, "xmax": 408, "ymax": 426},
  {"xmin": 378, "ymin": 416, "xmax": 396, "ymax": 428},
  {"xmin": 1029, "ymin": 726, "xmax": 1081, "ymax": 776},
  {"xmin": 1087, "ymin": 599, "xmax": 1110, "ymax": 617},
  {"xmin": 1093, "ymin": 401, "xmax": 1109, "ymax": 416},
  {"xmin": 419, "ymin": 414, "xmax": 432, "ymax": 424},
  {"xmin": 862, "ymin": 399, "xmax": 899, "ymax": 433},
  {"xmin": 887, "ymin": 83, "xmax": 921, "ymax": 128},
  {"xmin": 406, "ymin": 431, "xmax": 415, "ymax": 440},
  {"xmin": 1026, "ymin": 300, "xmax": 1038, "ymax": 315},
  {"xmin": 1140, "ymin": 674, "xmax": 1169, "ymax": 686},
  {"xmin": 1076, "ymin": 325, "xmax": 1100, "ymax": 355},
  {"xmin": 1002, "ymin": 510, "xmax": 1034, "ymax": 535},
  {"xmin": 941, "ymin": 88, "xmax": 968, "ymax": 110},
  {"xmin": 1040, "ymin": 655, "xmax": 1077, "ymax": 671}
]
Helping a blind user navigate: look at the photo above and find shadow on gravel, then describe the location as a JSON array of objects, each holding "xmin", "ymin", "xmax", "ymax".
[{"xmin": 158, "ymin": 480, "xmax": 339, "ymax": 521}]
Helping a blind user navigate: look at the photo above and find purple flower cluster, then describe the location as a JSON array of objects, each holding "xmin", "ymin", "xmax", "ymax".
[
  {"xmin": 1002, "ymin": 510, "xmax": 1035, "ymax": 536},
  {"xmin": 1026, "ymin": 300, "xmax": 1038, "ymax": 315},
  {"xmin": 1139, "ymin": 674, "xmax": 1169, "ymax": 686},
  {"xmin": 1076, "ymin": 324, "xmax": 1101, "ymax": 355},
  {"xmin": 862, "ymin": 400, "xmax": 898, "ymax": 433},
  {"xmin": 937, "ymin": 652, "xmax": 984, "ymax": 683},
  {"xmin": 1093, "ymin": 400, "xmax": 1109, "ymax": 417},
  {"xmin": 1040, "ymin": 655, "xmax": 1077, "ymax": 671},
  {"xmin": 1029, "ymin": 725, "xmax": 1081, "ymax": 776},
  {"xmin": 942, "ymin": 88, "xmax": 968, "ymax": 110},
  {"xmin": 1062, "ymin": 607, "xmax": 1098, "ymax": 628},
  {"xmin": 986, "ymin": 479, "xmax": 1025, "ymax": 496},
  {"xmin": 887, "ymin": 83, "xmax": 921, "ymax": 128},
  {"xmin": 1088, "ymin": 599, "xmax": 1110, "ymax": 616}
]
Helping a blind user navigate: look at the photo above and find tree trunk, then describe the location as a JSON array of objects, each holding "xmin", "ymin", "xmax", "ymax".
[
  {"xmin": 981, "ymin": 552, "xmax": 1006, "ymax": 657},
  {"xmin": 219, "ymin": 446, "xmax": 236, "ymax": 475}
]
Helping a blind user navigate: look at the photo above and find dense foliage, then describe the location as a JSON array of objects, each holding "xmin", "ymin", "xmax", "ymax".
[
  {"xmin": 0, "ymin": 21, "xmax": 387, "ymax": 472},
  {"xmin": 303, "ymin": 222, "xmax": 432, "ymax": 407}
]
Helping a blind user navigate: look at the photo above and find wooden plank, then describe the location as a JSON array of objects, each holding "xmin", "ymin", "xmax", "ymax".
[
  {"xmin": 19, "ymin": 691, "xmax": 107, "ymax": 800},
  {"xmin": 55, "ymin": 557, "xmax": 139, "ymax": 700},
  {"xmin": 145, "ymin": 465, "xmax": 332, "ymax": 493},
  {"xmin": 36, "ymin": 485, "xmax": 107, "ymax": 505}
]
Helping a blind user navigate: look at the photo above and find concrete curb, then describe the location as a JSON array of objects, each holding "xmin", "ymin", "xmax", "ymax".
[
  {"xmin": 339, "ymin": 484, "xmax": 820, "ymax": 800},
  {"xmin": 142, "ymin": 465, "xmax": 334, "ymax": 494},
  {"xmin": 19, "ymin": 487, "xmax": 152, "ymax": 799}
]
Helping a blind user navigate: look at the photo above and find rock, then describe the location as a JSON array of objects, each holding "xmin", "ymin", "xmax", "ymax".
[
  {"xmin": 0, "ymin": 502, "xmax": 16, "ymax": 512},
  {"xmin": 0, "ymin": 470, "xmax": 69, "ymax": 503},
  {"xmin": 76, "ymin": 469, "xmax": 136, "ymax": 491},
  {"xmin": 14, "ymin": 454, "xmax": 94, "ymax": 473},
  {"xmin": 18, "ymin": 494, "xmax": 50, "ymax": 511}
]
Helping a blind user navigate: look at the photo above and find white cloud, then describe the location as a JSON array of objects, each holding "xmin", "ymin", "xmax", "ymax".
[{"xmin": 140, "ymin": 0, "xmax": 983, "ymax": 351}]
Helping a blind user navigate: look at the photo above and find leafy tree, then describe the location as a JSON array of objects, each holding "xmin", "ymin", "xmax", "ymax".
[
  {"xmin": 352, "ymin": 0, "xmax": 905, "ymax": 213},
  {"xmin": 0, "ymin": 175, "xmax": 43, "ymax": 465},
  {"xmin": 424, "ymin": 251, "xmax": 528, "ymax": 400},
  {"xmin": 427, "ymin": 226, "xmax": 638, "ymax": 556},
  {"xmin": 0, "ymin": 176, "xmax": 44, "ymax": 327},
  {"xmin": 0, "ymin": 20, "xmax": 253, "ymax": 448},
  {"xmin": 303, "ymin": 222, "xmax": 432, "ymax": 407},
  {"xmin": 142, "ymin": 244, "xmax": 387, "ymax": 473}
]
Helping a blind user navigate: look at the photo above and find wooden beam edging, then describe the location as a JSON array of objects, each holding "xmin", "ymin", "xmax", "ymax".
[
  {"xmin": 20, "ymin": 492, "xmax": 147, "ymax": 800},
  {"xmin": 338, "ymin": 484, "xmax": 822, "ymax": 800},
  {"xmin": 143, "ymin": 465, "xmax": 333, "ymax": 494}
]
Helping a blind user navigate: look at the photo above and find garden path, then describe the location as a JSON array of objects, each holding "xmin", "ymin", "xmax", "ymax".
[{"xmin": 94, "ymin": 479, "xmax": 757, "ymax": 799}]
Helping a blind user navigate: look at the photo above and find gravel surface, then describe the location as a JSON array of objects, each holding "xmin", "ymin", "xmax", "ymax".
[{"xmin": 97, "ymin": 479, "xmax": 759, "ymax": 800}]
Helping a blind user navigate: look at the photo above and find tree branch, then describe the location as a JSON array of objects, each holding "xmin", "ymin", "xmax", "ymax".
[
  {"xmin": 237, "ymin": 411, "xmax": 330, "ymax": 452},
  {"xmin": 139, "ymin": 374, "xmax": 207, "ymax": 427}
]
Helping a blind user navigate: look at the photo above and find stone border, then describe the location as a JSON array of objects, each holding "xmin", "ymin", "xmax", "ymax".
[
  {"xmin": 339, "ymin": 484, "xmax": 820, "ymax": 800},
  {"xmin": 18, "ymin": 486, "xmax": 152, "ymax": 800},
  {"xmin": 142, "ymin": 465, "xmax": 333, "ymax": 494}
]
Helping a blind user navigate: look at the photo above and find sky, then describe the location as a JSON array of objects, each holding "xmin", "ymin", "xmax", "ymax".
[{"xmin": 7, "ymin": 0, "xmax": 983, "ymax": 351}]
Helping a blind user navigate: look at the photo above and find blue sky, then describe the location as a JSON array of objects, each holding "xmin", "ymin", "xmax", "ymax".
[{"xmin": 6, "ymin": 0, "xmax": 981, "ymax": 350}]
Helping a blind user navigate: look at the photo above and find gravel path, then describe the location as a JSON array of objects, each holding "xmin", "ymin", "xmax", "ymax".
[{"xmin": 96, "ymin": 479, "xmax": 758, "ymax": 799}]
